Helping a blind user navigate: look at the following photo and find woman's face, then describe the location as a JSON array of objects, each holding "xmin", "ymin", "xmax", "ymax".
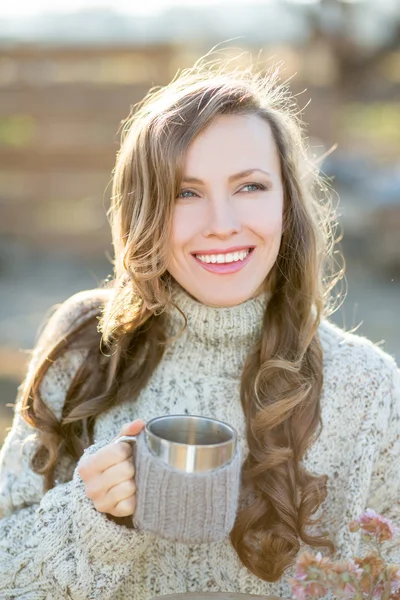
[{"xmin": 167, "ymin": 113, "xmax": 284, "ymax": 307}]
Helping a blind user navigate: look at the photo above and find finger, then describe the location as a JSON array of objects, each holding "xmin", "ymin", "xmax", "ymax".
[
  {"xmin": 110, "ymin": 496, "xmax": 137, "ymax": 518},
  {"xmin": 103, "ymin": 460, "xmax": 135, "ymax": 493},
  {"xmin": 103, "ymin": 479, "xmax": 136, "ymax": 509},
  {"xmin": 113, "ymin": 419, "xmax": 146, "ymax": 443},
  {"xmin": 96, "ymin": 479, "xmax": 136, "ymax": 514},
  {"xmin": 86, "ymin": 460, "xmax": 135, "ymax": 499},
  {"xmin": 79, "ymin": 443, "xmax": 132, "ymax": 479}
]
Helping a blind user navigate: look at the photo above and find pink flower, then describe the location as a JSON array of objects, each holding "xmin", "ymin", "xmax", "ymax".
[
  {"xmin": 326, "ymin": 558, "xmax": 364, "ymax": 597},
  {"xmin": 349, "ymin": 508, "xmax": 399, "ymax": 543},
  {"xmin": 289, "ymin": 581, "xmax": 307, "ymax": 600},
  {"xmin": 289, "ymin": 552, "xmax": 336, "ymax": 599},
  {"xmin": 343, "ymin": 582, "xmax": 358, "ymax": 598},
  {"xmin": 386, "ymin": 564, "xmax": 400, "ymax": 593},
  {"xmin": 289, "ymin": 578, "xmax": 329, "ymax": 600},
  {"xmin": 353, "ymin": 552, "xmax": 385, "ymax": 596},
  {"xmin": 291, "ymin": 511, "xmax": 400, "ymax": 599},
  {"xmin": 295, "ymin": 550, "xmax": 333, "ymax": 577},
  {"xmin": 372, "ymin": 583, "xmax": 385, "ymax": 599}
]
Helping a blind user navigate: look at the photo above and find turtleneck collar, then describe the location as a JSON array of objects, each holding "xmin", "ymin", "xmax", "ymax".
[{"xmin": 163, "ymin": 280, "xmax": 271, "ymax": 379}]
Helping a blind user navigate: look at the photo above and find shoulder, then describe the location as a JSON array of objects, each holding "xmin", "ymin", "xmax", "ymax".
[
  {"xmin": 318, "ymin": 318, "xmax": 399, "ymax": 398},
  {"xmin": 36, "ymin": 286, "xmax": 113, "ymax": 346},
  {"xmin": 20, "ymin": 288, "xmax": 112, "ymax": 418},
  {"xmin": 23, "ymin": 287, "xmax": 111, "ymax": 400},
  {"xmin": 318, "ymin": 318, "xmax": 398, "ymax": 371}
]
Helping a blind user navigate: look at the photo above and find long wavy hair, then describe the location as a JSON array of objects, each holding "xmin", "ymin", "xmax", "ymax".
[{"xmin": 20, "ymin": 50, "xmax": 343, "ymax": 581}]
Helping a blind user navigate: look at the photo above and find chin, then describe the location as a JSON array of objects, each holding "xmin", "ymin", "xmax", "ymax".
[{"xmin": 194, "ymin": 288, "xmax": 257, "ymax": 308}]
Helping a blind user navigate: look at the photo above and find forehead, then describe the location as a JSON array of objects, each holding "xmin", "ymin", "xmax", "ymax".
[{"xmin": 182, "ymin": 113, "xmax": 281, "ymax": 177}]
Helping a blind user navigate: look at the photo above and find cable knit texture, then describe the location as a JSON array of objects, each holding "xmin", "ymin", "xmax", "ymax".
[
  {"xmin": 0, "ymin": 281, "xmax": 399, "ymax": 599},
  {"xmin": 132, "ymin": 431, "xmax": 242, "ymax": 544}
]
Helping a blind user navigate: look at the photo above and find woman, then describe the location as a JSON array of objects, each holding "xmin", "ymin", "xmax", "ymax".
[{"xmin": 0, "ymin": 53, "xmax": 399, "ymax": 599}]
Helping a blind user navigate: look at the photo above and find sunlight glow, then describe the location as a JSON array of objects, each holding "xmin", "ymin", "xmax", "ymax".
[{"xmin": 0, "ymin": 0, "xmax": 276, "ymax": 19}]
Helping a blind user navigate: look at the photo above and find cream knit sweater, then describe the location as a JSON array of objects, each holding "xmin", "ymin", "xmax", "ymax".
[{"xmin": 0, "ymin": 282, "xmax": 399, "ymax": 600}]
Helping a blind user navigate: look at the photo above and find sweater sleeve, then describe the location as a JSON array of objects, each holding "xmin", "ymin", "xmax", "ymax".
[
  {"xmin": 0, "ymin": 291, "xmax": 151, "ymax": 599},
  {"xmin": 360, "ymin": 358, "xmax": 400, "ymax": 565}
]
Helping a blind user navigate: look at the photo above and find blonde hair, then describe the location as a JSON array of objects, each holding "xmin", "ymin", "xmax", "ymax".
[{"xmin": 22, "ymin": 50, "xmax": 343, "ymax": 582}]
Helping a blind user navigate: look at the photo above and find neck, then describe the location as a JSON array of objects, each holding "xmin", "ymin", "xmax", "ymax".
[{"xmin": 163, "ymin": 280, "xmax": 271, "ymax": 378}]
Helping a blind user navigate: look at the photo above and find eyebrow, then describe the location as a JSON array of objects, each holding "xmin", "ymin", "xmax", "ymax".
[{"xmin": 181, "ymin": 168, "xmax": 273, "ymax": 184}]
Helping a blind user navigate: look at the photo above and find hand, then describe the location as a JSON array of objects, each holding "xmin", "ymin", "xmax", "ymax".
[{"xmin": 78, "ymin": 419, "xmax": 145, "ymax": 518}]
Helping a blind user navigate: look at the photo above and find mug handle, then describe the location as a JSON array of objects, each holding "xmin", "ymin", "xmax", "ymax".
[{"xmin": 114, "ymin": 435, "xmax": 138, "ymax": 445}]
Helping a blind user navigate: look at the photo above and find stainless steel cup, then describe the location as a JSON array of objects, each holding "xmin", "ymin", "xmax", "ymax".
[
  {"xmin": 116, "ymin": 414, "xmax": 238, "ymax": 472},
  {"xmin": 114, "ymin": 414, "xmax": 241, "ymax": 543}
]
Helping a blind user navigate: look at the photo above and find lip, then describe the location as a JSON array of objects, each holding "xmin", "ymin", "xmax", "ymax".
[
  {"xmin": 192, "ymin": 247, "xmax": 255, "ymax": 275},
  {"xmin": 190, "ymin": 245, "xmax": 255, "ymax": 256}
]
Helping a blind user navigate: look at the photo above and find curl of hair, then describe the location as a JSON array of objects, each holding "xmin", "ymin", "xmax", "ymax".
[{"xmin": 20, "ymin": 49, "xmax": 343, "ymax": 580}]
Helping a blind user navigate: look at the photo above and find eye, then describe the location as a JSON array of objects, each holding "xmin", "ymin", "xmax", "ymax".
[
  {"xmin": 240, "ymin": 182, "xmax": 267, "ymax": 193},
  {"xmin": 176, "ymin": 189, "xmax": 198, "ymax": 199}
]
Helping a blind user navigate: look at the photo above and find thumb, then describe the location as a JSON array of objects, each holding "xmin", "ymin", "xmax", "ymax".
[{"xmin": 114, "ymin": 419, "xmax": 145, "ymax": 442}]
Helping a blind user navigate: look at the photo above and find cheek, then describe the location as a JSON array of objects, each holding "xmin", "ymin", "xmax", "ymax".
[
  {"xmin": 245, "ymin": 198, "xmax": 283, "ymax": 241},
  {"xmin": 170, "ymin": 209, "xmax": 196, "ymax": 254}
]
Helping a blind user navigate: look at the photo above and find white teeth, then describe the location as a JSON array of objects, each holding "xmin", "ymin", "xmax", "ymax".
[{"xmin": 195, "ymin": 249, "xmax": 252, "ymax": 264}]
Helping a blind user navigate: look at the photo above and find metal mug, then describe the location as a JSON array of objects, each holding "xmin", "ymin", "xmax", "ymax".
[
  {"xmin": 116, "ymin": 414, "xmax": 238, "ymax": 472},
  {"xmin": 114, "ymin": 414, "xmax": 241, "ymax": 543}
]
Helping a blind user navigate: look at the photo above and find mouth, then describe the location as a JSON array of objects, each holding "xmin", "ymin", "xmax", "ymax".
[{"xmin": 191, "ymin": 247, "xmax": 255, "ymax": 275}]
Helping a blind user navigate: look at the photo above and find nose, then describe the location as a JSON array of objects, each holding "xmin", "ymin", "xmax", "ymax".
[{"xmin": 203, "ymin": 196, "xmax": 242, "ymax": 239}]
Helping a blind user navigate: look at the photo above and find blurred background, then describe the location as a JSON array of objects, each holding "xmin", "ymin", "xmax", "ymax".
[{"xmin": 0, "ymin": 0, "xmax": 399, "ymax": 445}]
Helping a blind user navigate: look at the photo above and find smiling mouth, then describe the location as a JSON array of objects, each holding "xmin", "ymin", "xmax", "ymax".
[
  {"xmin": 193, "ymin": 248, "xmax": 254, "ymax": 264},
  {"xmin": 192, "ymin": 248, "xmax": 255, "ymax": 274}
]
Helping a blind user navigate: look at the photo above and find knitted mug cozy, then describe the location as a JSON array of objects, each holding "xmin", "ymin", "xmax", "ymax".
[{"xmin": 131, "ymin": 432, "xmax": 242, "ymax": 544}]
